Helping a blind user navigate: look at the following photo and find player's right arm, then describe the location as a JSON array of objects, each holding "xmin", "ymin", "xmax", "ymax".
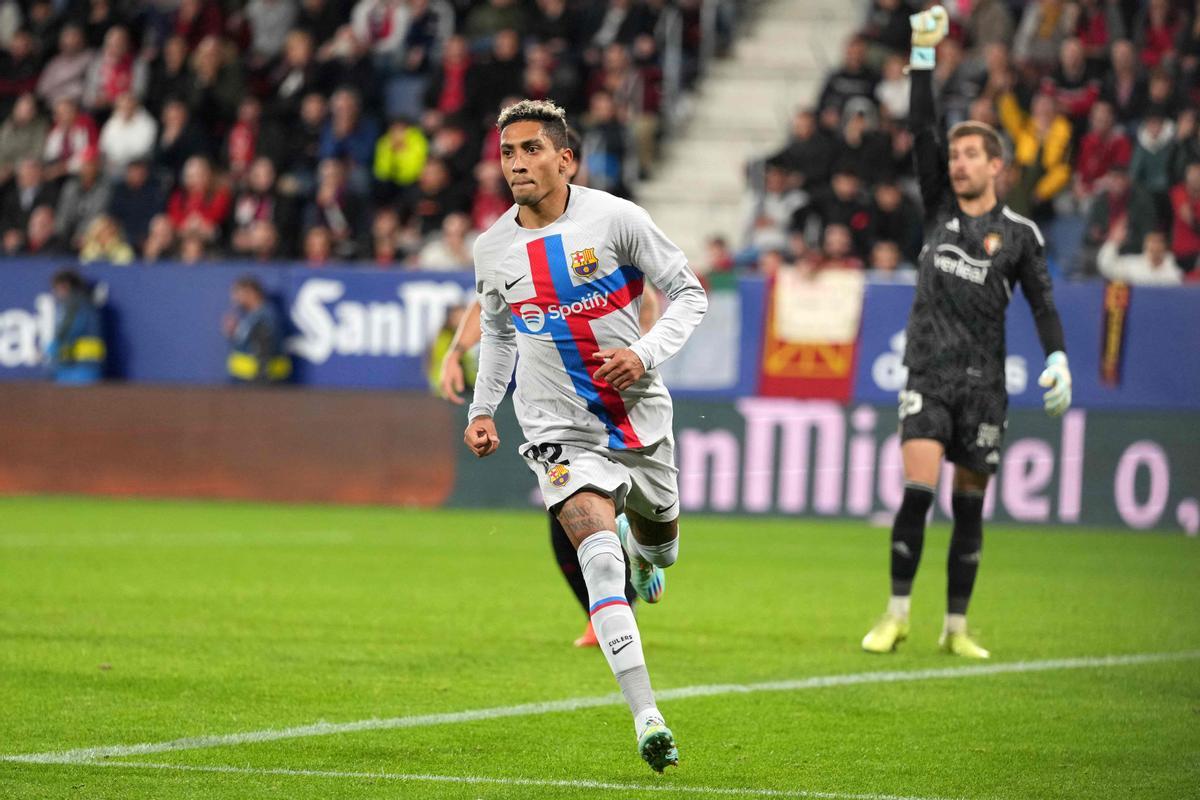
[
  {"xmin": 464, "ymin": 247, "xmax": 516, "ymax": 458},
  {"xmin": 907, "ymin": 5, "xmax": 950, "ymax": 223}
]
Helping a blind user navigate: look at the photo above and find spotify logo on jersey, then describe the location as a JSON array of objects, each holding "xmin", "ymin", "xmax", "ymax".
[{"xmin": 519, "ymin": 304, "xmax": 546, "ymax": 332}]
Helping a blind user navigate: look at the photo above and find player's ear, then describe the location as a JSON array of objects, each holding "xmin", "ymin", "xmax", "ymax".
[{"xmin": 559, "ymin": 147, "xmax": 573, "ymax": 175}]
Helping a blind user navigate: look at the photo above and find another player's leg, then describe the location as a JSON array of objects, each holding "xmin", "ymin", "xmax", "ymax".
[
  {"xmin": 620, "ymin": 511, "xmax": 674, "ymax": 603},
  {"xmin": 559, "ymin": 490, "xmax": 677, "ymax": 772},
  {"xmin": 863, "ymin": 438, "xmax": 942, "ymax": 653},
  {"xmin": 549, "ymin": 511, "xmax": 636, "ymax": 648},
  {"xmin": 939, "ymin": 466, "xmax": 991, "ymax": 658}
]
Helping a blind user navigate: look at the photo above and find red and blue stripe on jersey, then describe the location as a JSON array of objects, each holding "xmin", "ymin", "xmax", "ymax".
[{"xmin": 511, "ymin": 234, "xmax": 645, "ymax": 450}]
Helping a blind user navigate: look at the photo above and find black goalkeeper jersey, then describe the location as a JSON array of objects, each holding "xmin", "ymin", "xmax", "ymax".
[{"xmin": 903, "ymin": 69, "xmax": 1065, "ymax": 397}]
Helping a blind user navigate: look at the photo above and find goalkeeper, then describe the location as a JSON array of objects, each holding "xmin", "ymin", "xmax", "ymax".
[{"xmin": 861, "ymin": 6, "xmax": 1072, "ymax": 659}]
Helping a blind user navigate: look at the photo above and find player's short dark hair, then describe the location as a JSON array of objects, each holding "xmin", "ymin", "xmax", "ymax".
[
  {"xmin": 948, "ymin": 121, "xmax": 1004, "ymax": 161},
  {"xmin": 496, "ymin": 99, "xmax": 569, "ymax": 150},
  {"xmin": 51, "ymin": 268, "xmax": 85, "ymax": 291}
]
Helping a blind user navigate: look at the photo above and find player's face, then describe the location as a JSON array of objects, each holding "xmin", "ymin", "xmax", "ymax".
[
  {"xmin": 499, "ymin": 121, "xmax": 572, "ymax": 206},
  {"xmin": 948, "ymin": 134, "xmax": 1001, "ymax": 201}
]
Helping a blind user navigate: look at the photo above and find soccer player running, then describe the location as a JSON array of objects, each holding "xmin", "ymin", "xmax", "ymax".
[
  {"xmin": 464, "ymin": 99, "xmax": 706, "ymax": 771},
  {"xmin": 861, "ymin": 6, "xmax": 1072, "ymax": 659}
]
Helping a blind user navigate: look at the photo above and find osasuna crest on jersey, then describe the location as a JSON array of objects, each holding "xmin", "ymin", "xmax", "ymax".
[
  {"xmin": 983, "ymin": 232, "xmax": 1002, "ymax": 256},
  {"xmin": 571, "ymin": 247, "xmax": 600, "ymax": 277}
]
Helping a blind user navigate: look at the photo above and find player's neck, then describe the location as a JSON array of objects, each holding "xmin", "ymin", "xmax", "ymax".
[
  {"xmin": 955, "ymin": 187, "xmax": 998, "ymax": 218},
  {"xmin": 517, "ymin": 183, "xmax": 571, "ymax": 229}
]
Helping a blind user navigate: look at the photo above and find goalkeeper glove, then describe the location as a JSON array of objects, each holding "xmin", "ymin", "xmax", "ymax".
[
  {"xmin": 1038, "ymin": 351, "xmax": 1072, "ymax": 417},
  {"xmin": 909, "ymin": 5, "xmax": 949, "ymax": 70}
]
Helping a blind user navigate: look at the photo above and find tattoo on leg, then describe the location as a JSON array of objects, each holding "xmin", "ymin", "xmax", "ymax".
[{"xmin": 557, "ymin": 494, "xmax": 615, "ymax": 544}]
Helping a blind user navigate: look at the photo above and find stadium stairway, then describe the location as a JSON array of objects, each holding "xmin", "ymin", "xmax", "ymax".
[{"xmin": 637, "ymin": 0, "xmax": 862, "ymax": 267}]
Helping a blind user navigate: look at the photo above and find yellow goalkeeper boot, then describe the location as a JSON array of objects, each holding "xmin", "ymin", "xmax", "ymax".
[
  {"xmin": 861, "ymin": 614, "xmax": 910, "ymax": 653},
  {"xmin": 939, "ymin": 630, "xmax": 991, "ymax": 659}
]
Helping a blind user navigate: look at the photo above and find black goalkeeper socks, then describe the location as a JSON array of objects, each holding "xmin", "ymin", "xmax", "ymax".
[
  {"xmin": 890, "ymin": 482, "xmax": 935, "ymax": 596},
  {"xmin": 948, "ymin": 491, "xmax": 985, "ymax": 615}
]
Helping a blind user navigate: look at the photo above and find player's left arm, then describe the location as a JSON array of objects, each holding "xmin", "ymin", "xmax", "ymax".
[
  {"xmin": 595, "ymin": 204, "xmax": 708, "ymax": 390},
  {"xmin": 1015, "ymin": 225, "xmax": 1072, "ymax": 417}
]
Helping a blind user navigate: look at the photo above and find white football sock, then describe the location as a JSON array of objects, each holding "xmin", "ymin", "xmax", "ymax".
[
  {"xmin": 578, "ymin": 531, "xmax": 655, "ymax": 717},
  {"xmin": 944, "ymin": 613, "xmax": 967, "ymax": 634},
  {"xmin": 887, "ymin": 595, "xmax": 911, "ymax": 620},
  {"xmin": 630, "ymin": 534, "xmax": 679, "ymax": 568}
]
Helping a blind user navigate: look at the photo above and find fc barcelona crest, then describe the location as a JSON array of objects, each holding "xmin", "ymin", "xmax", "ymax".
[
  {"xmin": 571, "ymin": 247, "xmax": 600, "ymax": 277},
  {"xmin": 547, "ymin": 464, "xmax": 571, "ymax": 487},
  {"xmin": 983, "ymin": 232, "xmax": 1002, "ymax": 256}
]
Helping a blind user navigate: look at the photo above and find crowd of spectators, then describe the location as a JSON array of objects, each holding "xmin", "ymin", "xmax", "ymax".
[
  {"xmin": 730, "ymin": 0, "xmax": 1200, "ymax": 286},
  {"xmin": 0, "ymin": 0, "xmax": 720, "ymax": 269}
]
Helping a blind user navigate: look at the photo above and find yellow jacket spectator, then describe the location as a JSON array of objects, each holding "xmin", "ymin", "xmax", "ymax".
[
  {"xmin": 373, "ymin": 119, "xmax": 429, "ymax": 189},
  {"xmin": 997, "ymin": 90, "xmax": 1072, "ymax": 216},
  {"xmin": 78, "ymin": 215, "xmax": 135, "ymax": 265}
]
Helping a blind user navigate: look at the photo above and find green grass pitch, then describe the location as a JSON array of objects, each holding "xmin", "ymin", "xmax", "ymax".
[{"xmin": 1, "ymin": 496, "xmax": 1197, "ymax": 799}]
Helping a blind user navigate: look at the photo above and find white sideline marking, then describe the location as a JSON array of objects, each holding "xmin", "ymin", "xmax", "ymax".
[
  {"xmin": 35, "ymin": 760, "xmax": 957, "ymax": 800},
  {"xmin": 5, "ymin": 650, "xmax": 1196, "ymax": 766}
]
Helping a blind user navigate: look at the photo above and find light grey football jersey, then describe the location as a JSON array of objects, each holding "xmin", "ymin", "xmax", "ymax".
[{"xmin": 467, "ymin": 184, "xmax": 707, "ymax": 450}]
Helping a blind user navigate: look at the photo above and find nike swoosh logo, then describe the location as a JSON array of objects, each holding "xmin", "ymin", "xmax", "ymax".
[
  {"xmin": 611, "ymin": 641, "xmax": 634, "ymax": 656},
  {"xmin": 504, "ymin": 276, "xmax": 524, "ymax": 290},
  {"xmin": 653, "ymin": 502, "xmax": 676, "ymax": 515}
]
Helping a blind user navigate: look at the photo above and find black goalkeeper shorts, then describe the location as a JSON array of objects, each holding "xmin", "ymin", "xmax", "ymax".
[{"xmin": 897, "ymin": 377, "xmax": 1008, "ymax": 475}]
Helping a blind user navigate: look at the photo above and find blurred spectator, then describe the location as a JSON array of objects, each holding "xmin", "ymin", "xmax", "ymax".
[
  {"xmin": 318, "ymin": 87, "xmax": 378, "ymax": 185},
  {"xmin": 579, "ymin": 89, "xmax": 631, "ymax": 197},
  {"xmin": 350, "ymin": 0, "xmax": 409, "ymax": 69},
  {"xmin": 178, "ymin": 230, "xmax": 210, "ymax": 263},
  {"xmin": 47, "ymin": 268, "xmax": 104, "ymax": 384},
  {"xmin": 36, "ymin": 24, "xmax": 93, "ymax": 107},
  {"xmin": 245, "ymin": 0, "xmax": 299, "ymax": 64},
  {"xmin": 416, "ymin": 211, "xmax": 475, "ymax": 270},
  {"xmin": 1145, "ymin": 68, "xmax": 1179, "ymax": 118},
  {"xmin": 1081, "ymin": 164, "xmax": 1158, "ymax": 271},
  {"xmin": 1100, "ymin": 40, "xmax": 1148, "ymax": 125},
  {"xmin": 465, "ymin": 0, "xmax": 526, "ymax": 41},
  {"xmin": 1, "ymin": 157, "xmax": 58, "ymax": 235},
  {"xmin": 231, "ymin": 157, "xmax": 296, "ymax": 258},
  {"xmin": 166, "ymin": 155, "xmax": 230, "ymax": 242},
  {"xmin": 107, "ymin": 159, "xmax": 165, "ymax": 249},
  {"xmin": 1130, "ymin": 107, "xmax": 1177, "ymax": 208},
  {"xmin": 966, "ymin": 0, "xmax": 1015, "ymax": 52},
  {"xmin": 186, "ymin": 36, "xmax": 245, "ymax": 137},
  {"xmin": 1169, "ymin": 162, "xmax": 1200, "ymax": 272},
  {"xmin": 767, "ymin": 109, "xmax": 835, "ymax": 190},
  {"xmin": 79, "ymin": 214, "xmax": 134, "ymax": 265},
  {"xmin": 1013, "ymin": 0, "xmax": 1071, "ymax": 70},
  {"xmin": 598, "ymin": 41, "xmax": 658, "ymax": 177},
  {"xmin": 862, "ymin": 0, "xmax": 914, "ymax": 58},
  {"xmin": 315, "ymin": 25, "xmax": 380, "ymax": 110},
  {"xmin": 55, "ymin": 149, "xmax": 110, "ymax": 248},
  {"xmin": 43, "ymin": 97, "xmax": 98, "ymax": 181},
  {"xmin": 143, "ymin": 35, "xmax": 192, "ymax": 117},
  {"xmin": 704, "ymin": 235, "xmax": 734, "ymax": 273},
  {"xmin": 244, "ymin": 220, "xmax": 282, "ymax": 262},
  {"xmin": 1134, "ymin": 0, "xmax": 1179, "ymax": 69},
  {"xmin": 868, "ymin": 180, "xmax": 921, "ymax": 262},
  {"xmin": 267, "ymin": 91, "xmax": 326, "ymax": 183},
  {"xmin": 868, "ymin": 240, "xmax": 911, "ymax": 277},
  {"xmin": 297, "ymin": 0, "xmax": 344, "ymax": 46},
  {"xmin": 1071, "ymin": 0, "xmax": 1124, "ymax": 74},
  {"xmin": 810, "ymin": 163, "xmax": 872, "ymax": 260},
  {"xmin": 407, "ymin": 156, "xmax": 471, "ymax": 237},
  {"xmin": 265, "ymin": 30, "xmax": 319, "ymax": 124},
  {"xmin": 82, "ymin": 26, "xmax": 145, "ymax": 116},
  {"xmin": 1097, "ymin": 223, "xmax": 1182, "ymax": 284},
  {"xmin": 836, "ymin": 102, "xmax": 892, "ymax": 182},
  {"xmin": 8, "ymin": 204, "xmax": 64, "ymax": 255},
  {"xmin": 470, "ymin": 28, "xmax": 524, "ymax": 125},
  {"xmin": 935, "ymin": 38, "xmax": 985, "ymax": 126},
  {"xmin": 0, "ymin": 94, "xmax": 48, "ymax": 186},
  {"xmin": 225, "ymin": 97, "xmax": 264, "ymax": 184},
  {"xmin": 424, "ymin": 34, "xmax": 472, "ymax": 116},
  {"xmin": 1173, "ymin": 110, "xmax": 1200, "ymax": 181},
  {"xmin": 997, "ymin": 86, "xmax": 1072, "ymax": 218},
  {"xmin": 471, "ymin": 159, "xmax": 511, "ymax": 231},
  {"xmin": 154, "ymin": 99, "xmax": 209, "ymax": 183},
  {"xmin": 741, "ymin": 163, "xmax": 807, "ymax": 254},
  {"xmin": 0, "ymin": 30, "xmax": 40, "ymax": 120},
  {"xmin": 1073, "ymin": 100, "xmax": 1131, "ymax": 199},
  {"xmin": 373, "ymin": 117, "xmax": 429, "ymax": 201},
  {"xmin": 429, "ymin": 117, "xmax": 476, "ymax": 182},
  {"xmin": 223, "ymin": 275, "xmax": 291, "ymax": 383},
  {"xmin": 1042, "ymin": 38, "xmax": 1099, "ymax": 132},
  {"xmin": 529, "ymin": 0, "xmax": 579, "ymax": 57},
  {"xmin": 369, "ymin": 206, "xmax": 403, "ymax": 265},
  {"xmin": 174, "ymin": 0, "xmax": 226, "ymax": 51},
  {"xmin": 303, "ymin": 224, "xmax": 333, "ymax": 265},
  {"xmin": 142, "ymin": 214, "xmax": 176, "ymax": 262},
  {"xmin": 818, "ymin": 36, "xmax": 878, "ymax": 115},
  {"xmin": 815, "ymin": 223, "xmax": 863, "ymax": 270},
  {"xmin": 304, "ymin": 158, "xmax": 365, "ymax": 258},
  {"xmin": 875, "ymin": 55, "xmax": 910, "ymax": 121},
  {"xmin": 99, "ymin": 93, "xmax": 157, "ymax": 176}
]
